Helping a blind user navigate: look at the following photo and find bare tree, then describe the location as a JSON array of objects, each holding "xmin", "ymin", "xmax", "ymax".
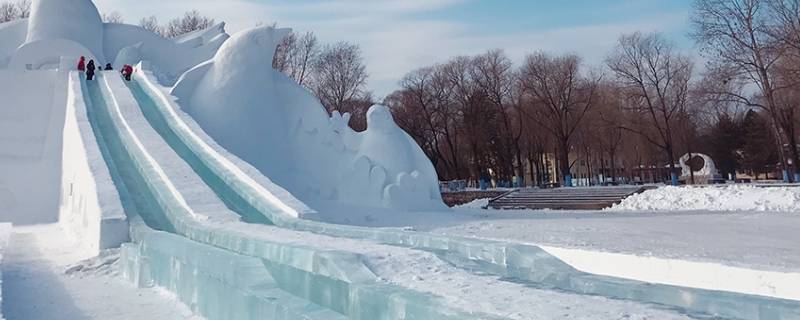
[
  {"xmin": 164, "ymin": 10, "xmax": 215, "ymax": 38},
  {"xmin": 0, "ymin": 2, "xmax": 17, "ymax": 23},
  {"xmin": 139, "ymin": 16, "xmax": 163, "ymax": 36},
  {"xmin": 520, "ymin": 52, "xmax": 600, "ymax": 186},
  {"xmin": 312, "ymin": 42, "xmax": 369, "ymax": 114},
  {"xmin": 102, "ymin": 11, "xmax": 124, "ymax": 24},
  {"xmin": 607, "ymin": 32, "xmax": 692, "ymax": 185},
  {"xmin": 472, "ymin": 50, "xmax": 525, "ymax": 184},
  {"xmin": 14, "ymin": 0, "xmax": 28, "ymax": 18},
  {"xmin": 274, "ymin": 31, "xmax": 319, "ymax": 87},
  {"xmin": 692, "ymin": 0, "xmax": 800, "ymax": 181}
]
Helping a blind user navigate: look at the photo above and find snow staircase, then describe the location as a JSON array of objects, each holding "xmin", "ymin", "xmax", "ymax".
[{"xmin": 489, "ymin": 186, "xmax": 652, "ymax": 210}]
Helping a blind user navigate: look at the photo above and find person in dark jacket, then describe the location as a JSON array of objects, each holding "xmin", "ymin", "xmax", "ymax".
[
  {"xmin": 104, "ymin": 63, "xmax": 113, "ymax": 70},
  {"xmin": 77, "ymin": 56, "xmax": 86, "ymax": 72},
  {"xmin": 86, "ymin": 60, "xmax": 96, "ymax": 80}
]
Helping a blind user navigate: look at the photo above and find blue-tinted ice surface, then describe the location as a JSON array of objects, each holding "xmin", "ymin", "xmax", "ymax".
[
  {"xmin": 127, "ymin": 74, "xmax": 800, "ymax": 320},
  {"xmin": 86, "ymin": 73, "xmax": 502, "ymax": 320}
]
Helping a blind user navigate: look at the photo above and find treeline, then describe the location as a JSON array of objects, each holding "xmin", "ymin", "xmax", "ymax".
[
  {"xmin": 0, "ymin": 0, "xmax": 28, "ymax": 23},
  {"xmin": 380, "ymin": 0, "xmax": 800, "ymax": 185}
]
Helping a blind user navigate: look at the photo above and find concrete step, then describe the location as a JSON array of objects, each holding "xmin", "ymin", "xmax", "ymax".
[{"xmin": 489, "ymin": 187, "xmax": 650, "ymax": 210}]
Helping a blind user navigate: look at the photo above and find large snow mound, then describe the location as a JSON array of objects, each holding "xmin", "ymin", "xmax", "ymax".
[
  {"xmin": 610, "ymin": 185, "xmax": 800, "ymax": 212},
  {"xmin": 172, "ymin": 26, "xmax": 444, "ymax": 212}
]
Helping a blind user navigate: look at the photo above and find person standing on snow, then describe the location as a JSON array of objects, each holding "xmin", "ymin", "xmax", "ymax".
[
  {"xmin": 86, "ymin": 60, "xmax": 96, "ymax": 80},
  {"xmin": 122, "ymin": 64, "xmax": 133, "ymax": 81},
  {"xmin": 104, "ymin": 63, "xmax": 113, "ymax": 71},
  {"xmin": 77, "ymin": 56, "xmax": 86, "ymax": 72}
]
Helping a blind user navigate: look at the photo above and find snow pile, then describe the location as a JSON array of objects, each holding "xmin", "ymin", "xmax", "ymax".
[
  {"xmin": 172, "ymin": 26, "xmax": 444, "ymax": 212},
  {"xmin": 454, "ymin": 198, "xmax": 490, "ymax": 209},
  {"xmin": 610, "ymin": 185, "xmax": 800, "ymax": 212}
]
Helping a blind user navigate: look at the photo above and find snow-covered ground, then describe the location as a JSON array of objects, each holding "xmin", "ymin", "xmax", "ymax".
[
  {"xmin": 1, "ymin": 225, "xmax": 201, "ymax": 320},
  {"xmin": 611, "ymin": 185, "xmax": 800, "ymax": 212},
  {"xmin": 435, "ymin": 208, "xmax": 800, "ymax": 272}
]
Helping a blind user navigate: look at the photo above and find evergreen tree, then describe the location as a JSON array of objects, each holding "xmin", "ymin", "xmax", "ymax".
[
  {"xmin": 708, "ymin": 114, "xmax": 743, "ymax": 178},
  {"xmin": 740, "ymin": 110, "xmax": 779, "ymax": 178}
]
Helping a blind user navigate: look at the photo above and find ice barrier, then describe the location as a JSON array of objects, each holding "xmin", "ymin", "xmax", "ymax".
[
  {"xmin": 88, "ymin": 73, "xmax": 502, "ymax": 320},
  {"xmin": 131, "ymin": 69, "xmax": 800, "ymax": 320}
]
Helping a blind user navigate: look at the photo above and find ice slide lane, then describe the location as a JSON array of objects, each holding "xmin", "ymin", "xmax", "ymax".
[
  {"xmin": 128, "ymin": 69, "xmax": 800, "ymax": 320},
  {"xmin": 82, "ymin": 74, "xmax": 349, "ymax": 320}
]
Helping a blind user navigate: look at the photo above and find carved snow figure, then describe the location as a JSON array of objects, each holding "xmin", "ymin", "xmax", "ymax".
[
  {"xmin": 343, "ymin": 106, "xmax": 442, "ymax": 210},
  {"xmin": 172, "ymin": 26, "xmax": 445, "ymax": 212}
]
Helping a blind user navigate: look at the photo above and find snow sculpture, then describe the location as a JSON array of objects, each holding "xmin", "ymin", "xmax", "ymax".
[
  {"xmin": 0, "ymin": 0, "xmax": 224, "ymax": 77},
  {"xmin": 679, "ymin": 153, "xmax": 723, "ymax": 184},
  {"xmin": 11, "ymin": 0, "xmax": 105, "ymax": 69},
  {"xmin": 172, "ymin": 26, "xmax": 444, "ymax": 211}
]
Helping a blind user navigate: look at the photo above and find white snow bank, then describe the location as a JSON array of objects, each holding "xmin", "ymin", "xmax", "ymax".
[
  {"xmin": 59, "ymin": 72, "xmax": 128, "ymax": 254},
  {"xmin": 610, "ymin": 185, "xmax": 800, "ymax": 212},
  {"xmin": 454, "ymin": 198, "xmax": 490, "ymax": 209},
  {"xmin": 171, "ymin": 26, "xmax": 444, "ymax": 212}
]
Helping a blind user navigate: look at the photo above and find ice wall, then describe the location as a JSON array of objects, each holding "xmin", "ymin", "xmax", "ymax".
[{"xmin": 171, "ymin": 26, "xmax": 444, "ymax": 212}]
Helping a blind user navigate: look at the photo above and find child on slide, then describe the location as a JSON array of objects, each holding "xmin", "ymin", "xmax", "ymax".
[{"xmin": 77, "ymin": 56, "xmax": 86, "ymax": 72}]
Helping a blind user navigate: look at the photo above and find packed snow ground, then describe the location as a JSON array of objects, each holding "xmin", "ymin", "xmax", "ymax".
[
  {"xmin": 611, "ymin": 185, "xmax": 800, "ymax": 212},
  {"xmin": 1, "ymin": 225, "xmax": 201, "ymax": 320}
]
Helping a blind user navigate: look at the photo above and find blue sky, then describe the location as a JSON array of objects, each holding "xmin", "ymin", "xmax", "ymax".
[{"xmin": 95, "ymin": 0, "xmax": 696, "ymax": 96}]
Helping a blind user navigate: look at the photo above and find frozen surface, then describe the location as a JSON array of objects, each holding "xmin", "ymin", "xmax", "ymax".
[
  {"xmin": 611, "ymin": 185, "xmax": 800, "ymax": 212},
  {"xmin": 433, "ymin": 209, "xmax": 800, "ymax": 272},
  {"xmin": 0, "ymin": 71, "xmax": 66, "ymax": 225},
  {"xmin": 171, "ymin": 26, "xmax": 443, "ymax": 213},
  {"xmin": 1, "ymin": 224, "xmax": 201, "ymax": 320}
]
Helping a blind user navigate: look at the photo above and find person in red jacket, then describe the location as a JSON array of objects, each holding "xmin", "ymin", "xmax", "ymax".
[
  {"xmin": 121, "ymin": 64, "xmax": 133, "ymax": 81},
  {"xmin": 77, "ymin": 56, "xmax": 86, "ymax": 72}
]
